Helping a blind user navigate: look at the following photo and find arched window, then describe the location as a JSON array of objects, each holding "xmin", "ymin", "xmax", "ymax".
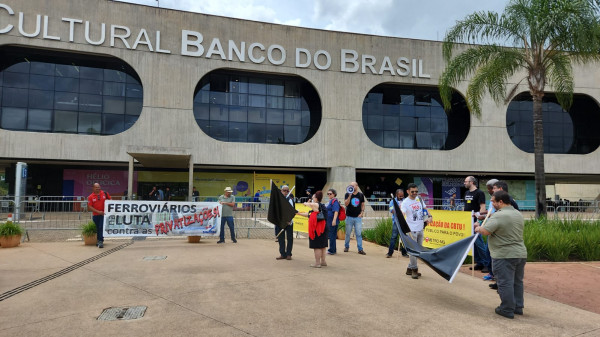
[
  {"xmin": 506, "ymin": 93, "xmax": 600, "ymax": 154},
  {"xmin": 362, "ymin": 84, "xmax": 470, "ymax": 150},
  {"xmin": 193, "ymin": 70, "xmax": 321, "ymax": 144},
  {"xmin": 0, "ymin": 46, "xmax": 143, "ymax": 135}
]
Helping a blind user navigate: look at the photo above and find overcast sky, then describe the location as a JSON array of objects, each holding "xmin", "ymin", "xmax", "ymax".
[{"xmin": 116, "ymin": 0, "xmax": 508, "ymax": 41}]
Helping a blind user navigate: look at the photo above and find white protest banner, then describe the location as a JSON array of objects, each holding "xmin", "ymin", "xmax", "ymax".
[{"xmin": 103, "ymin": 200, "xmax": 221, "ymax": 237}]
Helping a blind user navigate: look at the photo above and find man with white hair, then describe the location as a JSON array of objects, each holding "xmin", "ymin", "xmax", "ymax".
[{"xmin": 217, "ymin": 187, "xmax": 237, "ymax": 244}]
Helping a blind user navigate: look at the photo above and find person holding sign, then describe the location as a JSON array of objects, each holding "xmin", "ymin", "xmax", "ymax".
[
  {"xmin": 217, "ymin": 187, "xmax": 237, "ymax": 243},
  {"xmin": 401, "ymin": 183, "xmax": 432, "ymax": 279}
]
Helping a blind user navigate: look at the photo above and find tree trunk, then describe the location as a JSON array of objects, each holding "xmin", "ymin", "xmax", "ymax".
[{"xmin": 532, "ymin": 95, "xmax": 547, "ymax": 218}]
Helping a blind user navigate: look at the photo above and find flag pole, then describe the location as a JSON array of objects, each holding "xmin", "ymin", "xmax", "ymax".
[{"xmin": 391, "ymin": 193, "xmax": 404, "ymax": 259}]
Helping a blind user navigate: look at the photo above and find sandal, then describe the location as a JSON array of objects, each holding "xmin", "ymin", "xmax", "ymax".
[
  {"xmin": 320, "ymin": 262, "xmax": 327, "ymax": 267},
  {"xmin": 310, "ymin": 264, "xmax": 321, "ymax": 268}
]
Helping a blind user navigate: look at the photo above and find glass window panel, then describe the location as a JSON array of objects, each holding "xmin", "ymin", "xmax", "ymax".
[
  {"xmin": 80, "ymin": 94, "xmax": 103, "ymax": 113},
  {"xmin": 267, "ymin": 109, "xmax": 283, "ymax": 124},
  {"xmin": 367, "ymin": 92, "xmax": 383, "ymax": 104},
  {"xmin": 415, "ymin": 105, "xmax": 430, "ymax": 117},
  {"xmin": 53, "ymin": 110, "xmax": 78, "ymax": 132},
  {"xmin": 267, "ymin": 96, "xmax": 284, "ymax": 109},
  {"xmin": 126, "ymin": 74, "xmax": 139, "ymax": 84},
  {"xmin": 549, "ymin": 111, "xmax": 562, "ymax": 123},
  {"xmin": 3, "ymin": 88, "xmax": 29, "ymax": 107},
  {"xmin": 265, "ymin": 124, "xmax": 284, "ymax": 144},
  {"xmin": 30, "ymin": 75, "xmax": 55, "ymax": 92},
  {"xmin": 431, "ymin": 133, "xmax": 446, "ymax": 149},
  {"xmin": 28, "ymin": 90, "xmax": 54, "ymax": 109},
  {"xmin": 228, "ymin": 122, "xmax": 247, "ymax": 142},
  {"xmin": 367, "ymin": 102, "xmax": 382, "ymax": 115},
  {"xmin": 1, "ymin": 107, "xmax": 26, "ymax": 129},
  {"xmin": 516, "ymin": 123, "xmax": 532, "ymax": 136},
  {"xmin": 229, "ymin": 76, "xmax": 247, "ymax": 93},
  {"xmin": 284, "ymin": 97, "xmax": 301, "ymax": 110},
  {"xmin": 27, "ymin": 109, "xmax": 52, "ymax": 131},
  {"xmin": 80, "ymin": 67, "xmax": 103, "ymax": 80},
  {"xmin": 383, "ymin": 131, "xmax": 399, "ymax": 148},
  {"xmin": 228, "ymin": 106, "xmax": 247, "ymax": 122},
  {"xmin": 102, "ymin": 114, "xmax": 124, "ymax": 135},
  {"xmin": 249, "ymin": 78, "xmax": 266, "ymax": 95},
  {"xmin": 55, "ymin": 77, "xmax": 79, "ymax": 92},
  {"xmin": 126, "ymin": 83, "xmax": 143, "ymax": 98},
  {"xmin": 55, "ymin": 64, "xmax": 79, "ymax": 78},
  {"xmin": 3, "ymin": 72, "xmax": 29, "ymax": 88},
  {"xmin": 248, "ymin": 123, "xmax": 265, "ymax": 143},
  {"xmin": 416, "ymin": 132, "xmax": 432, "ymax": 149},
  {"xmin": 194, "ymin": 90, "xmax": 210, "ymax": 104},
  {"xmin": 229, "ymin": 93, "xmax": 247, "ymax": 106},
  {"xmin": 383, "ymin": 116, "xmax": 399, "ymax": 131},
  {"xmin": 400, "ymin": 92, "xmax": 414, "ymax": 105},
  {"xmin": 366, "ymin": 129, "xmax": 383, "ymax": 147},
  {"xmin": 125, "ymin": 97, "xmax": 142, "ymax": 115},
  {"xmin": 301, "ymin": 110, "xmax": 310, "ymax": 127},
  {"xmin": 301, "ymin": 126, "xmax": 309, "ymax": 140},
  {"xmin": 209, "ymin": 121, "xmax": 228, "ymax": 141},
  {"xmin": 430, "ymin": 118, "xmax": 447, "ymax": 133},
  {"xmin": 284, "ymin": 81, "xmax": 300, "ymax": 97},
  {"xmin": 125, "ymin": 115, "xmax": 137, "ymax": 129},
  {"xmin": 399, "ymin": 132, "xmax": 415, "ymax": 148},
  {"xmin": 417, "ymin": 118, "xmax": 430, "ymax": 132},
  {"xmin": 78, "ymin": 112, "xmax": 101, "ymax": 134},
  {"xmin": 5, "ymin": 62, "xmax": 30, "ymax": 73},
  {"xmin": 248, "ymin": 107, "xmax": 266, "ymax": 123},
  {"xmin": 210, "ymin": 91, "xmax": 228, "ymax": 106},
  {"xmin": 209, "ymin": 74, "xmax": 227, "ymax": 92},
  {"xmin": 399, "ymin": 117, "xmax": 416, "ymax": 131},
  {"xmin": 196, "ymin": 119, "xmax": 210, "ymax": 134},
  {"xmin": 209, "ymin": 105, "xmax": 228, "ymax": 121},
  {"xmin": 430, "ymin": 106, "xmax": 446, "ymax": 119},
  {"xmin": 194, "ymin": 103, "xmax": 210, "ymax": 120},
  {"xmin": 519, "ymin": 100, "xmax": 532, "ymax": 111},
  {"xmin": 415, "ymin": 92, "xmax": 431, "ymax": 105},
  {"xmin": 300, "ymin": 98, "xmax": 309, "ymax": 110},
  {"xmin": 267, "ymin": 80, "xmax": 284, "ymax": 96},
  {"xmin": 400, "ymin": 104, "xmax": 415, "ymax": 117},
  {"xmin": 248, "ymin": 95, "xmax": 266, "ymax": 108},
  {"xmin": 54, "ymin": 91, "xmax": 79, "ymax": 111},
  {"xmin": 284, "ymin": 125, "xmax": 303, "ymax": 144},
  {"xmin": 284, "ymin": 110, "xmax": 302, "ymax": 126},
  {"xmin": 103, "ymin": 69, "xmax": 126, "ymax": 82},
  {"xmin": 367, "ymin": 115, "xmax": 383, "ymax": 130},
  {"xmin": 103, "ymin": 96, "xmax": 125, "ymax": 114},
  {"xmin": 548, "ymin": 102, "xmax": 562, "ymax": 112},
  {"xmin": 383, "ymin": 104, "xmax": 400, "ymax": 116},
  {"xmin": 103, "ymin": 82, "xmax": 126, "ymax": 96},
  {"xmin": 79, "ymin": 79, "xmax": 103, "ymax": 95},
  {"xmin": 30, "ymin": 62, "xmax": 54, "ymax": 76}
]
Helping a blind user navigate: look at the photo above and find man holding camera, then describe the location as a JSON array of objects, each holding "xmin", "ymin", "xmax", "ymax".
[{"xmin": 344, "ymin": 181, "xmax": 366, "ymax": 255}]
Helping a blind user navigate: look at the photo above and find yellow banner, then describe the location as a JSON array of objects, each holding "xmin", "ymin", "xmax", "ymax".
[
  {"xmin": 193, "ymin": 172, "xmax": 254, "ymax": 197},
  {"xmin": 254, "ymin": 173, "xmax": 296, "ymax": 198},
  {"xmin": 293, "ymin": 204, "xmax": 311, "ymax": 233},
  {"xmin": 423, "ymin": 210, "xmax": 473, "ymax": 256}
]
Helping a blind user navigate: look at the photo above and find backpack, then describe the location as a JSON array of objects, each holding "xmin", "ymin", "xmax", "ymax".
[{"xmin": 337, "ymin": 200, "xmax": 346, "ymax": 221}]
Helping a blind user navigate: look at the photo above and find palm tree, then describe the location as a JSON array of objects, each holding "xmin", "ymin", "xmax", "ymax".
[{"xmin": 439, "ymin": 0, "xmax": 600, "ymax": 218}]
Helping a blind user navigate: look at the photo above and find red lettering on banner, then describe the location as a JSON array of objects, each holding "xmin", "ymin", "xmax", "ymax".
[{"xmin": 213, "ymin": 206, "xmax": 220, "ymax": 216}]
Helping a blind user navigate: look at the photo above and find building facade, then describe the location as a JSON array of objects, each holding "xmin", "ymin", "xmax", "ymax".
[{"xmin": 1, "ymin": 0, "xmax": 599, "ymax": 202}]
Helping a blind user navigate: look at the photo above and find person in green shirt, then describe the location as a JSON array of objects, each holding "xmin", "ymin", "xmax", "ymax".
[
  {"xmin": 217, "ymin": 187, "xmax": 237, "ymax": 243},
  {"xmin": 475, "ymin": 190, "xmax": 527, "ymax": 319}
]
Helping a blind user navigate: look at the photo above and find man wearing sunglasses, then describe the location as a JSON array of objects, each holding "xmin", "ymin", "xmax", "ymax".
[{"xmin": 401, "ymin": 183, "xmax": 431, "ymax": 279}]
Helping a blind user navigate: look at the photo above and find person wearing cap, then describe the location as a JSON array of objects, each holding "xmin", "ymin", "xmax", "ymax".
[{"xmin": 217, "ymin": 187, "xmax": 237, "ymax": 243}]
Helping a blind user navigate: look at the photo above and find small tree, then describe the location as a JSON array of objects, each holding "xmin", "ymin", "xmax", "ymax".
[{"xmin": 439, "ymin": 0, "xmax": 600, "ymax": 218}]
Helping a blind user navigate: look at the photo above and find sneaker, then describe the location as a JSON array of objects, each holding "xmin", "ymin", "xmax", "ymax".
[
  {"xmin": 358, "ymin": 250, "xmax": 366, "ymax": 255},
  {"xmin": 386, "ymin": 254, "xmax": 392, "ymax": 258},
  {"xmin": 470, "ymin": 265, "xmax": 484, "ymax": 271},
  {"xmin": 481, "ymin": 267, "xmax": 489, "ymax": 273},
  {"xmin": 327, "ymin": 252, "xmax": 335, "ymax": 255},
  {"xmin": 514, "ymin": 308, "xmax": 523, "ymax": 315},
  {"xmin": 483, "ymin": 274, "xmax": 494, "ymax": 281},
  {"xmin": 217, "ymin": 240, "xmax": 225, "ymax": 244},
  {"xmin": 489, "ymin": 283, "xmax": 498, "ymax": 290},
  {"xmin": 411, "ymin": 269, "xmax": 420, "ymax": 279},
  {"xmin": 344, "ymin": 247, "xmax": 349, "ymax": 252},
  {"xmin": 98, "ymin": 241, "xmax": 104, "ymax": 248},
  {"xmin": 286, "ymin": 256, "xmax": 292, "ymax": 260},
  {"xmin": 406, "ymin": 268, "xmax": 413, "ymax": 275},
  {"xmin": 232, "ymin": 239, "xmax": 237, "ymax": 243},
  {"xmin": 495, "ymin": 307, "xmax": 514, "ymax": 319},
  {"xmin": 276, "ymin": 256, "xmax": 286, "ymax": 260}
]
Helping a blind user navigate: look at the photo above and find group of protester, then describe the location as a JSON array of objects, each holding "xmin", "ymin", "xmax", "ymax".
[{"xmin": 88, "ymin": 175, "xmax": 526, "ymax": 319}]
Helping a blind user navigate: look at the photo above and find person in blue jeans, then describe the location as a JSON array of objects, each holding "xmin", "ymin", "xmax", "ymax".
[
  {"xmin": 326, "ymin": 188, "xmax": 340, "ymax": 255},
  {"xmin": 387, "ymin": 189, "xmax": 408, "ymax": 258},
  {"xmin": 344, "ymin": 182, "xmax": 366, "ymax": 255},
  {"xmin": 217, "ymin": 187, "xmax": 237, "ymax": 243}
]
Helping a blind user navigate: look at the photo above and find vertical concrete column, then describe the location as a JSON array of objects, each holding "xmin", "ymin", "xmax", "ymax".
[
  {"xmin": 188, "ymin": 155, "xmax": 194, "ymax": 201},
  {"xmin": 323, "ymin": 166, "xmax": 356, "ymax": 199},
  {"xmin": 128, "ymin": 156, "xmax": 134, "ymax": 200}
]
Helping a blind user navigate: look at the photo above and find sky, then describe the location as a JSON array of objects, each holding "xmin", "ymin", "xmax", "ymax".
[{"xmin": 116, "ymin": 0, "xmax": 508, "ymax": 41}]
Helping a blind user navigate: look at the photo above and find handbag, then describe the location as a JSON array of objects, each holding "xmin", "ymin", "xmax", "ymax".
[
  {"xmin": 316, "ymin": 212, "xmax": 325, "ymax": 221},
  {"xmin": 316, "ymin": 203, "xmax": 326, "ymax": 221}
]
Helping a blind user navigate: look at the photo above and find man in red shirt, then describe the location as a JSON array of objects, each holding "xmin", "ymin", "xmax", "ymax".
[{"xmin": 87, "ymin": 183, "xmax": 111, "ymax": 248}]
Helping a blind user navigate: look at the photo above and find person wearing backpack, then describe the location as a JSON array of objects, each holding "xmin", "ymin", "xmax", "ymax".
[{"xmin": 326, "ymin": 188, "xmax": 341, "ymax": 255}]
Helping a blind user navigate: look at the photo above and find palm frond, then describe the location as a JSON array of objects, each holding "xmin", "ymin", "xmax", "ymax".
[{"xmin": 545, "ymin": 53, "xmax": 574, "ymax": 109}]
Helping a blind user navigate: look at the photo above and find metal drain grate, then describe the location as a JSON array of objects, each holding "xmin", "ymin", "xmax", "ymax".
[
  {"xmin": 98, "ymin": 306, "xmax": 147, "ymax": 321},
  {"xmin": 143, "ymin": 256, "xmax": 167, "ymax": 260}
]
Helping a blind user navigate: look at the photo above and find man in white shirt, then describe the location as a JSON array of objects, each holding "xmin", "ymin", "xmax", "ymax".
[{"xmin": 401, "ymin": 183, "xmax": 432, "ymax": 279}]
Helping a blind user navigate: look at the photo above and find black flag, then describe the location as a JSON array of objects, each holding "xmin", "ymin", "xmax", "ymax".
[
  {"xmin": 267, "ymin": 181, "xmax": 296, "ymax": 230},
  {"xmin": 392, "ymin": 199, "xmax": 478, "ymax": 283}
]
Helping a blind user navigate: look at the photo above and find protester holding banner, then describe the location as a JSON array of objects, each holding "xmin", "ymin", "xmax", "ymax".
[
  {"xmin": 87, "ymin": 183, "xmax": 111, "ymax": 248},
  {"xmin": 475, "ymin": 190, "xmax": 527, "ymax": 319},
  {"xmin": 387, "ymin": 189, "xmax": 408, "ymax": 258},
  {"xmin": 325, "ymin": 188, "xmax": 340, "ymax": 255},
  {"xmin": 297, "ymin": 191, "xmax": 328, "ymax": 268},
  {"xmin": 344, "ymin": 182, "xmax": 366, "ymax": 255},
  {"xmin": 401, "ymin": 183, "xmax": 431, "ymax": 279},
  {"xmin": 276, "ymin": 185, "xmax": 294, "ymax": 260},
  {"xmin": 217, "ymin": 187, "xmax": 237, "ymax": 243}
]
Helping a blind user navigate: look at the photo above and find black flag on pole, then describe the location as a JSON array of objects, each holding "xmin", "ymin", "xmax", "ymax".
[
  {"xmin": 392, "ymin": 198, "xmax": 478, "ymax": 283},
  {"xmin": 267, "ymin": 181, "xmax": 296, "ymax": 230}
]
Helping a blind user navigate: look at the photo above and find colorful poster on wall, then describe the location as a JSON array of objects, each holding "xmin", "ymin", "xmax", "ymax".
[
  {"xmin": 254, "ymin": 173, "xmax": 296, "ymax": 198},
  {"xmin": 414, "ymin": 177, "xmax": 434, "ymax": 207},
  {"xmin": 63, "ymin": 169, "xmax": 137, "ymax": 197},
  {"xmin": 293, "ymin": 203, "xmax": 311, "ymax": 233},
  {"xmin": 192, "ymin": 172, "xmax": 254, "ymax": 197},
  {"xmin": 442, "ymin": 177, "xmax": 463, "ymax": 209},
  {"xmin": 103, "ymin": 200, "xmax": 221, "ymax": 237},
  {"xmin": 422, "ymin": 210, "xmax": 473, "ymax": 256}
]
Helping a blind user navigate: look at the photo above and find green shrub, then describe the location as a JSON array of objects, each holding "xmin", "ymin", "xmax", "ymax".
[
  {"xmin": 337, "ymin": 220, "xmax": 345, "ymax": 232},
  {"xmin": 0, "ymin": 221, "xmax": 24, "ymax": 236},
  {"xmin": 572, "ymin": 225, "xmax": 600, "ymax": 261},
  {"xmin": 362, "ymin": 218, "xmax": 394, "ymax": 246},
  {"xmin": 81, "ymin": 221, "xmax": 97, "ymax": 236}
]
